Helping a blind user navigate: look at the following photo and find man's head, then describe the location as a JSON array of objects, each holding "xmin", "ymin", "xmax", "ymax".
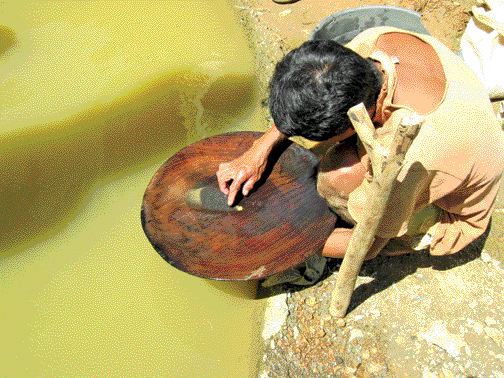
[{"xmin": 269, "ymin": 40, "xmax": 382, "ymax": 141}]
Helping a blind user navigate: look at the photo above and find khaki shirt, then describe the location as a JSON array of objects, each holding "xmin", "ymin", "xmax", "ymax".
[{"xmin": 345, "ymin": 27, "xmax": 504, "ymax": 255}]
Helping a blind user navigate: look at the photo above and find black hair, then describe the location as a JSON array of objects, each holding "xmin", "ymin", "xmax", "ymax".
[{"xmin": 269, "ymin": 39, "xmax": 382, "ymax": 141}]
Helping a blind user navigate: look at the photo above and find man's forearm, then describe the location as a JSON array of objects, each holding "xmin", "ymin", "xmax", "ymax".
[{"xmin": 251, "ymin": 124, "xmax": 289, "ymax": 158}]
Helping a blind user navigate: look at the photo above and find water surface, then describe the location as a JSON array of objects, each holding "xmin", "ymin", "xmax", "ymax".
[{"xmin": 0, "ymin": 1, "xmax": 265, "ymax": 376}]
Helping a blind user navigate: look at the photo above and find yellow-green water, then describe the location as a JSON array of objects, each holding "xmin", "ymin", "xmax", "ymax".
[{"xmin": 0, "ymin": 1, "xmax": 265, "ymax": 376}]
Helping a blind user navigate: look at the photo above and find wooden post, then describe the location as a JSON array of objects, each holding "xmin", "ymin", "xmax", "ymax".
[{"xmin": 329, "ymin": 103, "xmax": 424, "ymax": 318}]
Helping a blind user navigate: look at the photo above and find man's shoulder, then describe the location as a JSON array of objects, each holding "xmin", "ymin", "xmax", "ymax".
[
  {"xmin": 346, "ymin": 27, "xmax": 426, "ymax": 53},
  {"xmin": 346, "ymin": 26, "xmax": 446, "ymax": 57}
]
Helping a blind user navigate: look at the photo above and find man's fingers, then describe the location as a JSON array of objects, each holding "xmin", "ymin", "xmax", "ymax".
[
  {"xmin": 242, "ymin": 176, "xmax": 257, "ymax": 196},
  {"xmin": 227, "ymin": 171, "xmax": 247, "ymax": 206},
  {"xmin": 216, "ymin": 166, "xmax": 231, "ymax": 195},
  {"xmin": 217, "ymin": 174, "xmax": 230, "ymax": 195}
]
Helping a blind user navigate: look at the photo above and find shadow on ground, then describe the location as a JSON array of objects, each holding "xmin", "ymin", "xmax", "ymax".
[{"xmin": 259, "ymin": 224, "xmax": 489, "ymax": 312}]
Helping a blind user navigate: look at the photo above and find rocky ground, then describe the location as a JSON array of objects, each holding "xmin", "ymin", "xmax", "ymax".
[{"xmin": 230, "ymin": 0, "xmax": 503, "ymax": 376}]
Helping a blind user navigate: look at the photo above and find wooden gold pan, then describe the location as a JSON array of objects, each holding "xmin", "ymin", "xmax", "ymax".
[{"xmin": 141, "ymin": 131, "xmax": 337, "ymax": 281}]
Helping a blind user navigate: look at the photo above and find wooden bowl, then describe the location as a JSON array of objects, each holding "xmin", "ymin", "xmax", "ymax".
[{"xmin": 141, "ymin": 131, "xmax": 336, "ymax": 280}]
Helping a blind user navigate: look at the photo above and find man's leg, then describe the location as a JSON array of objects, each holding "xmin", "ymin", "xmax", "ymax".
[
  {"xmin": 317, "ymin": 142, "xmax": 367, "ymax": 224},
  {"xmin": 316, "ymin": 142, "xmax": 370, "ymax": 258}
]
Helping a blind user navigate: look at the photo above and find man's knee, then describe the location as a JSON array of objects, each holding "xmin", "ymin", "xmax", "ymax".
[
  {"xmin": 317, "ymin": 171, "xmax": 344, "ymax": 202},
  {"xmin": 317, "ymin": 144, "xmax": 366, "ymax": 199},
  {"xmin": 317, "ymin": 173, "xmax": 356, "ymax": 224},
  {"xmin": 317, "ymin": 144, "xmax": 364, "ymax": 225}
]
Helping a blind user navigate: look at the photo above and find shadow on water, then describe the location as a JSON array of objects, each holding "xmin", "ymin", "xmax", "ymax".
[
  {"xmin": 0, "ymin": 70, "xmax": 258, "ymax": 256},
  {"xmin": 206, "ymin": 279, "xmax": 259, "ymax": 300},
  {"xmin": 0, "ymin": 25, "xmax": 16, "ymax": 57}
]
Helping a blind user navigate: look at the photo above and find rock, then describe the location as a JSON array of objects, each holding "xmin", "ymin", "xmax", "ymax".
[
  {"xmin": 480, "ymin": 251, "xmax": 492, "ymax": 263},
  {"xmin": 464, "ymin": 345, "xmax": 472, "ymax": 357},
  {"xmin": 484, "ymin": 316, "xmax": 497, "ymax": 326},
  {"xmin": 333, "ymin": 356, "xmax": 344, "ymax": 365},
  {"xmin": 473, "ymin": 322, "xmax": 484, "ymax": 335},
  {"xmin": 484, "ymin": 326, "xmax": 503, "ymax": 346},
  {"xmin": 349, "ymin": 329, "xmax": 364, "ymax": 342},
  {"xmin": 367, "ymin": 361, "xmax": 387, "ymax": 375},
  {"xmin": 422, "ymin": 367, "xmax": 437, "ymax": 378},
  {"xmin": 482, "ymin": 295, "xmax": 494, "ymax": 305},
  {"xmin": 420, "ymin": 321, "xmax": 467, "ymax": 358},
  {"xmin": 305, "ymin": 297, "xmax": 316, "ymax": 307},
  {"xmin": 322, "ymin": 314, "xmax": 332, "ymax": 322},
  {"xmin": 395, "ymin": 336, "xmax": 407, "ymax": 345},
  {"xmin": 336, "ymin": 318, "xmax": 346, "ymax": 328},
  {"xmin": 278, "ymin": 9, "xmax": 292, "ymax": 17},
  {"xmin": 354, "ymin": 315, "xmax": 364, "ymax": 321},
  {"xmin": 292, "ymin": 326, "xmax": 299, "ymax": 339},
  {"xmin": 441, "ymin": 367, "xmax": 455, "ymax": 378},
  {"xmin": 270, "ymin": 339, "xmax": 275, "ymax": 350},
  {"xmin": 344, "ymin": 367, "xmax": 357, "ymax": 375},
  {"xmin": 370, "ymin": 308, "xmax": 381, "ymax": 317},
  {"xmin": 262, "ymin": 294, "xmax": 289, "ymax": 340}
]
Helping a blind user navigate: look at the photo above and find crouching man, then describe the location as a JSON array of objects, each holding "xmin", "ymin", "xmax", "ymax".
[{"xmin": 216, "ymin": 26, "xmax": 504, "ymax": 260}]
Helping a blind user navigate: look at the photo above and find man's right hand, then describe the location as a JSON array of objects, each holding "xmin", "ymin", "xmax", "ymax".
[
  {"xmin": 216, "ymin": 125, "xmax": 288, "ymax": 206},
  {"xmin": 216, "ymin": 148, "xmax": 268, "ymax": 206}
]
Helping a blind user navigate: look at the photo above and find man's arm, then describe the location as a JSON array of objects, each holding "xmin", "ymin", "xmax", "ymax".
[{"xmin": 216, "ymin": 124, "xmax": 287, "ymax": 206}]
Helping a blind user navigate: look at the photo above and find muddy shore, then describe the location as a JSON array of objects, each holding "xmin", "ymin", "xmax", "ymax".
[{"xmin": 231, "ymin": 0, "xmax": 504, "ymax": 376}]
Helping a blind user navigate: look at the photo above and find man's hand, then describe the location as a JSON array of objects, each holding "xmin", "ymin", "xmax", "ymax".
[
  {"xmin": 216, "ymin": 125, "xmax": 287, "ymax": 206},
  {"xmin": 216, "ymin": 148, "xmax": 268, "ymax": 206}
]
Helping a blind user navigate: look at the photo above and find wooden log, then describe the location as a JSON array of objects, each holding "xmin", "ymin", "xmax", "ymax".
[
  {"xmin": 329, "ymin": 104, "xmax": 424, "ymax": 318},
  {"xmin": 347, "ymin": 103, "xmax": 389, "ymax": 180}
]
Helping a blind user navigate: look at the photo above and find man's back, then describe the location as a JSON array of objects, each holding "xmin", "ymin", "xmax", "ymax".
[{"xmin": 345, "ymin": 27, "xmax": 504, "ymax": 255}]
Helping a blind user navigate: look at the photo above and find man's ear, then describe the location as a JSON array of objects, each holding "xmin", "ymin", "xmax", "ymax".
[{"xmin": 367, "ymin": 105, "xmax": 377, "ymax": 122}]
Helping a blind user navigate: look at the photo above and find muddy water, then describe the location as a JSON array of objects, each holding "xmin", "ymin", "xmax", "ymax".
[{"xmin": 0, "ymin": 1, "xmax": 265, "ymax": 376}]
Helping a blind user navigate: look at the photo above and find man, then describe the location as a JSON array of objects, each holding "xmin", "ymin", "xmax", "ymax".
[{"xmin": 216, "ymin": 26, "xmax": 504, "ymax": 260}]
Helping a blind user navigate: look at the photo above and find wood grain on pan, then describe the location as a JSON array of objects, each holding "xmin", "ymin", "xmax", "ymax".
[{"xmin": 141, "ymin": 131, "xmax": 336, "ymax": 281}]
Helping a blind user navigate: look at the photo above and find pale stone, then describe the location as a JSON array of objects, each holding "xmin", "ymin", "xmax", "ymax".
[
  {"xmin": 317, "ymin": 329, "xmax": 326, "ymax": 338},
  {"xmin": 465, "ymin": 345, "xmax": 472, "ymax": 357},
  {"xmin": 278, "ymin": 9, "xmax": 292, "ymax": 17},
  {"xmin": 473, "ymin": 322, "xmax": 484, "ymax": 335},
  {"xmin": 370, "ymin": 308, "xmax": 381, "ymax": 317},
  {"xmin": 336, "ymin": 318, "xmax": 346, "ymax": 328},
  {"xmin": 441, "ymin": 368, "xmax": 455, "ymax": 378},
  {"xmin": 349, "ymin": 329, "xmax": 364, "ymax": 342},
  {"xmin": 420, "ymin": 321, "xmax": 467, "ymax": 358},
  {"xmin": 322, "ymin": 314, "xmax": 332, "ymax": 322},
  {"xmin": 480, "ymin": 252, "xmax": 492, "ymax": 263},
  {"xmin": 292, "ymin": 326, "xmax": 300, "ymax": 339},
  {"xmin": 484, "ymin": 326, "xmax": 503, "ymax": 346},
  {"xmin": 485, "ymin": 316, "xmax": 497, "ymax": 326},
  {"xmin": 262, "ymin": 294, "xmax": 289, "ymax": 340},
  {"xmin": 422, "ymin": 367, "xmax": 437, "ymax": 378},
  {"xmin": 305, "ymin": 297, "xmax": 316, "ymax": 307}
]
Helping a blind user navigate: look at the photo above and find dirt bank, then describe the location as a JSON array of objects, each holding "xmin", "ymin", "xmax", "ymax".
[{"xmin": 232, "ymin": 0, "xmax": 504, "ymax": 376}]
